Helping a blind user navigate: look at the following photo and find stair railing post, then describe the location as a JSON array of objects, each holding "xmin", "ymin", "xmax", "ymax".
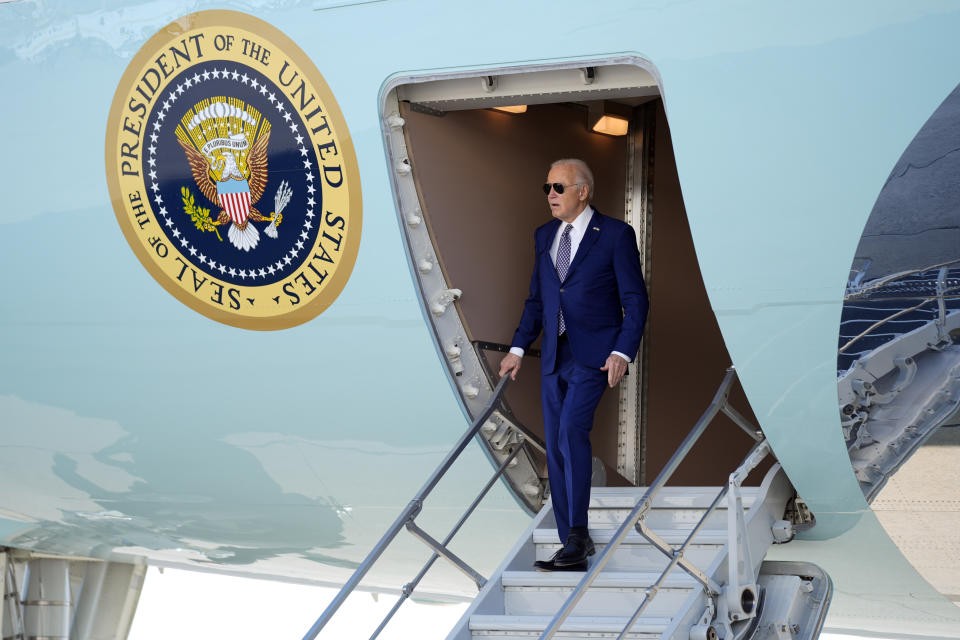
[
  {"xmin": 301, "ymin": 375, "xmax": 511, "ymax": 640},
  {"xmin": 723, "ymin": 440, "xmax": 770, "ymax": 624},
  {"xmin": 615, "ymin": 482, "xmax": 730, "ymax": 640},
  {"xmin": 368, "ymin": 444, "xmax": 524, "ymax": 640}
]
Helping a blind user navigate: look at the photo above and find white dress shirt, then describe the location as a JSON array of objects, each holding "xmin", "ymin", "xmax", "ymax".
[{"xmin": 510, "ymin": 205, "xmax": 632, "ymax": 364}]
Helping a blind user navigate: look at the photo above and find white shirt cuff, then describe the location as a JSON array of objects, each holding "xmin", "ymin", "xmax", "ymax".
[
  {"xmin": 611, "ymin": 350, "xmax": 632, "ymax": 363},
  {"xmin": 509, "ymin": 347, "xmax": 525, "ymax": 358}
]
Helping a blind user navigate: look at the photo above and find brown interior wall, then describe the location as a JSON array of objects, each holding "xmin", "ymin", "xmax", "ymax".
[
  {"xmin": 400, "ymin": 102, "xmax": 628, "ymax": 483},
  {"xmin": 643, "ymin": 102, "xmax": 767, "ymax": 485}
]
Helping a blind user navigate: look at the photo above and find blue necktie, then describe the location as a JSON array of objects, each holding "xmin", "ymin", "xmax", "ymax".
[{"xmin": 556, "ymin": 224, "xmax": 573, "ymax": 335}]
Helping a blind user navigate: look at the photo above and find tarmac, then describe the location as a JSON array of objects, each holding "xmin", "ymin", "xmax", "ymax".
[{"xmin": 872, "ymin": 424, "xmax": 960, "ymax": 604}]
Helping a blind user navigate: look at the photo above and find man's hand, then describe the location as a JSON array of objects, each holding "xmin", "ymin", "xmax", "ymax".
[
  {"xmin": 601, "ymin": 353, "xmax": 628, "ymax": 388},
  {"xmin": 499, "ymin": 353, "xmax": 522, "ymax": 380}
]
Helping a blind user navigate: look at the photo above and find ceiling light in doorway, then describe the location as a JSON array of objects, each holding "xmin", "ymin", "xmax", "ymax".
[
  {"xmin": 588, "ymin": 101, "xmax": 631, "ymax": 136},
  {"xmin": 592, "ymin": 115, "xmax": 629, "ymax": 136},
  {"xmin": 492, "ymin": 105, "xmax": 528, "ymax": 114}
]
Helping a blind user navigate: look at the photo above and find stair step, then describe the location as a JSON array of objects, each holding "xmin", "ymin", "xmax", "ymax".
[
  {"xmin": 501, "ymin": 570, "xmax": 695, "ymax": 617},
  {"xmin": 586, "ymin": 488, "xmax": 751, "ymax": 528},
  {"xmin": 534, "ymin": 527, "xmax": 727, "ymax": 546},
  {"xmin": 502, "ymin": 570, "xmax": 696, "ymax": 588},
  {"xmin": 586, "ymin": 486, "xmax": 757, "ymax": 510},
  {"xmin": 533, "ymin": 540, "xmax": 722, "ymax": 572},
  {"xmin": 588, "ymin": 506, "xmax": 731, "ymax": 528},
  {"xmin": 469, "ymin": 614, "xmax": 669, "ymax": 639},
  {"xmin": 532, "ymin": 528, "xmax": 725, "ymax": 573}
]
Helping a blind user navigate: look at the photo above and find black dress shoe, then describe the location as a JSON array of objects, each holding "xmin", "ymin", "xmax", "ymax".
[
  {"xmin": 533, "ymin": 548, "xmax": 563, "ymax": 571},
  {"xmin": 533, "ymin": 549, "xmax": 588, "ymax": 572},
  {"xmin": 533, "ymin": 550, "xmax": 560, "ymax": 572},
  {"xmin": 553, "ymin": 531, "xmax": 595, "ymax": 568}
]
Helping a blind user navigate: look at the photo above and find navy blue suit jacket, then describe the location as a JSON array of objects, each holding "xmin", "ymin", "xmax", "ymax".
[{"xmin": 511, "ymin": 210, "xmax": 649, "ymax": 375}]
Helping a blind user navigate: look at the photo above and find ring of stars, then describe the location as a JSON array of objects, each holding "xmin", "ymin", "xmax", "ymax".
[{"xmin": 146, "ymin": 65, "xmax": 318, "ymax": 283}]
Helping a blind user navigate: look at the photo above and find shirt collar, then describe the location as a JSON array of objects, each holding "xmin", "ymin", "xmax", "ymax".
[{"xmin": 564, "ymin": 205, "xmax": 594, "ymax": 237}]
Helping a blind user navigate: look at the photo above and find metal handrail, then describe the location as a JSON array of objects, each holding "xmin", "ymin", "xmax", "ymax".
[
  {"xmin": 539, "ymin": 367, "xmax": 765, "ymax": 640},
  {"xmin": 302, "ymin": 374, "xmax": 516, "ymax": 640}
]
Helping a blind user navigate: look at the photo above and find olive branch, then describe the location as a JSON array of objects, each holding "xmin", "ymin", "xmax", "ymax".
[{"xmin": 180, "ymin": 186, "xmax": 223, "ymax": 241}]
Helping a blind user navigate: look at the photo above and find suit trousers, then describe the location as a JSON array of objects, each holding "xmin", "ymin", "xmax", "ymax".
[{"xmin": 541, "ymin": 336, "xmax": 608, "ymax": 543}]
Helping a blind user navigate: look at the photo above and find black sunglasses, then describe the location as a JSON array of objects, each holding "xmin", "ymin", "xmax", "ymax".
[{"xmin": 542, "ymin": 182, "xmax": 583, "ymax": 195}]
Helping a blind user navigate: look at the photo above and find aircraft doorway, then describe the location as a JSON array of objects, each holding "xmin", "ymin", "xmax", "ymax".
[{"xmin": 383, "ymin": 65, "xmax": 763, "ymax": 507}]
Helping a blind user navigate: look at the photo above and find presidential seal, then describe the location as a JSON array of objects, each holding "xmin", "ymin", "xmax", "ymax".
[{"xmin": 106, "ymin": 10, "xmax": 361, "ymax": 330}]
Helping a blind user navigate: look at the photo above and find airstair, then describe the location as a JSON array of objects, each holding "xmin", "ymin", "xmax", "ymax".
[
  {"xmin": 303, "ymin": 369, "xmax": 831, "ymax": 640},
  {"xmin": 450, "ymin": 467, "xmax": 829, "ymax": 640}
]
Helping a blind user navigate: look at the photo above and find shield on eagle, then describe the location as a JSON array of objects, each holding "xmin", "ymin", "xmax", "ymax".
[{"xmin": 216, "ymin": 179, "xmax": 252, "ymax": 226}]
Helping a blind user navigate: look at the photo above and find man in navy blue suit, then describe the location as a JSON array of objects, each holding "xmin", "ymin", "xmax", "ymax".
[{"xmin": 500, "ymin": 159, "xmax": 648, "ymax": 572}]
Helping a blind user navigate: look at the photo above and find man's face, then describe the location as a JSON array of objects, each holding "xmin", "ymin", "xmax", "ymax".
[{"xmin": 546, "ymin": 164, "xmax": 588, "ymax": 223}]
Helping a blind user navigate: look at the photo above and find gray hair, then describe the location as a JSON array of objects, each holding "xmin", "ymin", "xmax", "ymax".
[{"xmin": 550, "ymin": 158, "xmax": 594, "ymax": 200}]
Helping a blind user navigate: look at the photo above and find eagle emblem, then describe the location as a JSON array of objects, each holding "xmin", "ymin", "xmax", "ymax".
[{"xmin": 175, "ymin": 97, "xmax": 290, "ymax": 251}]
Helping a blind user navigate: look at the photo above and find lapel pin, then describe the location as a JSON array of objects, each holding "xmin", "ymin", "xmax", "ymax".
[{"xmin": 592, "ymin": 226, "xmax": 600, "ymax": 231}]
